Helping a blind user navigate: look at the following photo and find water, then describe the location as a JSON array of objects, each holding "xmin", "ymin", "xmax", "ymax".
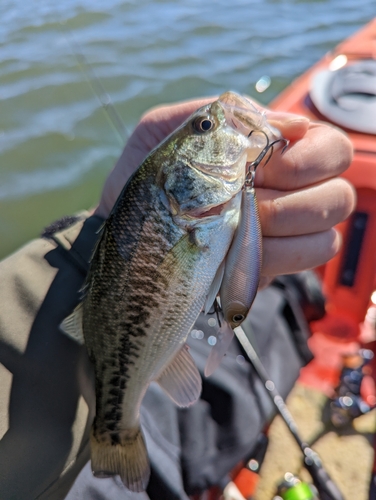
[{"xmin": 0, "ymin": 0, "xmax": 375, "ymax": 258}]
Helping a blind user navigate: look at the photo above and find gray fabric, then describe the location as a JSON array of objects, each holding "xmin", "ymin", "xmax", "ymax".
[{"xmin": 0, "ymin": 215, "xmax": 102, "ymax": 500}]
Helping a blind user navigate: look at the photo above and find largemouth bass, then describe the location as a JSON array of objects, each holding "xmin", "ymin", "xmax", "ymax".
[{"xmin": 61, "ymin": 91, "xmax": 279, "ymax": 492}]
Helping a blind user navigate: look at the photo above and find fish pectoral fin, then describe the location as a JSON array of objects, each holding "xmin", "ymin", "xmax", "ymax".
[
  {"xmin": 204, "ymin": 259, "xmax": 225, "ymax": 314},
  {"xmin": 59, "ymin": 303, "xmax": 85, "ymax": 345},
  {"xmin": 91, "ymin": 427, "xmax": 150, "ymax": 492},
  {"xmin": 204, "ymin": 321, "xmax": 234, "ymax": 377},
  {"xmin": 156, "ymin": 344, "xmax": 202, "ymax": 407}
]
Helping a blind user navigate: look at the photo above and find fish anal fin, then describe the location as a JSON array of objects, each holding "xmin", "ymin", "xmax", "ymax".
[
  {"xmin": 59, "ymin": 303, "xmax": 84, "ymax": 345},
  {"xmin": 91, "ymin": 427, "xmax": 150, "ymax": 492},
  {"xmin": 204, "ymin": 321, "xmax": 234, "ymax": 377},
  {"xmin": 156, "ymin": 344, "xmax": 202, "ymax": 407}
]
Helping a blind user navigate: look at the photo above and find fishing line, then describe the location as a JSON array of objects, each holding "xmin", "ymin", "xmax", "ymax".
[{"xmin": 58, "ymin": 19, "xmax": 128, "ymax": 147}]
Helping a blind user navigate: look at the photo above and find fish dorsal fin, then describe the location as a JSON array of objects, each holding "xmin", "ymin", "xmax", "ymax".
[
  {"xmin": 156, "ymin": 344, "xmax": 202, "ymax": 407},
  {"xmin": 204, "ymin": 320, "xmax": 234, "ymax": 377},
  {"xmin": 59, "ymin": 303, "xmax": 85, "ymax": 345},
  {"xmin": 204, "ymin": 260, "xmax": 225, "ymax": 315}
]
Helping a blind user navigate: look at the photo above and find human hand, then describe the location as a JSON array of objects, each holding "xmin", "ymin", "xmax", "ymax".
[{"xmin": 94, "ymin": 98, "xmax": 355, "ymax": 282}]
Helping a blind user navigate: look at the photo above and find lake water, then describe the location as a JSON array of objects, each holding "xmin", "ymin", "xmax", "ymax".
[{"xmin": 0, "ymin": 0, "xmax": 375, "ymax": 258}]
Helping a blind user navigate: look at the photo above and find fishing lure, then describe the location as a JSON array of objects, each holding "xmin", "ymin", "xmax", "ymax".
[{"xmin": 205, "ymin": 133, "xmax": 288, "ymax": 377}]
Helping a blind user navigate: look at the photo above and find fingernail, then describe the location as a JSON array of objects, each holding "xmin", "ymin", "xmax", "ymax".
[
  {"xmin": 267, "ymin": 112, "xmax": 310, "ymax": 125},
  {"xmin": 267, "ymin": 112, "xmax": 310, "ymax": 140}
]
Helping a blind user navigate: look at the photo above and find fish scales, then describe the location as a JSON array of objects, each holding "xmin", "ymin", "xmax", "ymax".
[
  {"xmin": 83, "ymin": 154, "xmax": 240, "ymax": 489},
  {"xmin": 86, "ymin": 166, "xmax": 194, "ymax": 400},
  {"xmin": 60, "ymin": 91, "xmax": 282, "ymax": 492}
]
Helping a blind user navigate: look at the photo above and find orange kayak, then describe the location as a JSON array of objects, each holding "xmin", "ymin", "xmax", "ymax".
[
  {"xmin": 270, "ymin": 17, "xmax": 376, "ymax": 478},
  {"xmin": 271, "ymin": 17, "xmax": 376, "ymax": 333}
]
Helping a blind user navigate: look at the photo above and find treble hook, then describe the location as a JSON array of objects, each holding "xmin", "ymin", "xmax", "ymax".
[
  {"xmin": 214, "ymin": 298, "xmax": 222, "ymax": 328},
  {"xmin": 262, "ymin": 137, "xmax": 289, "ymax": 167},
  {"xmin": 245, "ymin": 130, "xmax": 289, "ymax": 187},
  {"xmin": 206, "ymin": 298, "xmax": 223, "ymax": 329}
]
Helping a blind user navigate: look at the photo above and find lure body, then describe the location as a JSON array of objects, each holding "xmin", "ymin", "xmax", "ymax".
[{"xmin": 220, "ymin": 185, "xmax": 262, "ymax": 329}]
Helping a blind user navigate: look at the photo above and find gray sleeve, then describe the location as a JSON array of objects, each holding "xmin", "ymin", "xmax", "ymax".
[{"xmin": 0, "ymin": 214, "xmax": 104, "ymax": 500}]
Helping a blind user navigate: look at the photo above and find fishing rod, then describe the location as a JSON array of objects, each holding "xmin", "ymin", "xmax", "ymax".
[
  {"xmin": 234, "ymin": 325, "xmax": 345, "ymax": 500},
  {"xmin": 58, "ymin": 20, "xmax": 128, "ymax": 146}
]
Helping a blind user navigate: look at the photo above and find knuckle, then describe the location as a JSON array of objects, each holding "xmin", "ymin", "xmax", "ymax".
[
  {"xmin": 278, "ymin": 146, "xmax": 305, "ymax": 190},
  {"xmin": 257, "ymin": 191, "xmax": 284, "ymax": 236},
  {"xmin": 266, "ymin": 197, "xmax": 284, "ymax": 234}
]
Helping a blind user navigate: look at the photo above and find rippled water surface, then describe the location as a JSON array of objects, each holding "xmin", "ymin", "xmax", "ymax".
[{"xmin": 0, "ymin": 1, "xmax": 375, "ymax": 257}]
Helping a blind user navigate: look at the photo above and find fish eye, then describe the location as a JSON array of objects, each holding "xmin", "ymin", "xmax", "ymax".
[
  {"xmin": 232, "ymin": 314, "xmax": 245, "ymax": 323},
  {"xmin": 193, "ymin": 117, "xmax": 214, "ymax": 133}
]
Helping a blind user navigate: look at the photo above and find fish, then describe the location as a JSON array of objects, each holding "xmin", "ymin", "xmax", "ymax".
[{"xmin": 61, "ymin": 91, "xmax": 279, "ymax": 492}]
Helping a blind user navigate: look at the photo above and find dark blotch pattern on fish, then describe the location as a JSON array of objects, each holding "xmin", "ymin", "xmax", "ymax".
[{"xmin": 83, "ymin": 159, "xmax": 196, "ymax": 438}]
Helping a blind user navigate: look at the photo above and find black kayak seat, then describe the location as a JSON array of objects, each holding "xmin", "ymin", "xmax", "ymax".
[{"xmin": 310, "ymin": 59, "xmax": 376, "ymax": 134}]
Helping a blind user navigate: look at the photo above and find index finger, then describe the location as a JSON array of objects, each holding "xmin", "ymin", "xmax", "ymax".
[{"xmin": 255, "ymin": 121, "xmax": 353, "ymax": 190}]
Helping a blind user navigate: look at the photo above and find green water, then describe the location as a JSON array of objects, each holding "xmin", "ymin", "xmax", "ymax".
[{"xmin": 0, "ymin": 0, "xmax": 375, "ymax": 258}]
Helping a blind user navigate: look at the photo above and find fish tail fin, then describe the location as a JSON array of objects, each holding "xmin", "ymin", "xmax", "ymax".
[{"xmin": 91, "ymin": 427, "xmax": 150, "ymax": 492}]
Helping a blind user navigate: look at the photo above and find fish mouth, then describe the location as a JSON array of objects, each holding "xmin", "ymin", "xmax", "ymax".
[
  {"xmin": 191, "ymin": 151, "xmax": 247, "ymax": 182},
  {"xmin": 218, "ymin": 92, "xmax": 284, "ymax": 159},
  {"xmin": 186, "ymin": 190, "xmax": 243, "ymax": 219},
  {"xmin": 188, "ymin": 201, "xmax": 229, "ymax": 219},
  {"xmin": 191, "ymin": 163, "xmax": 241, "ymax": 182}
]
